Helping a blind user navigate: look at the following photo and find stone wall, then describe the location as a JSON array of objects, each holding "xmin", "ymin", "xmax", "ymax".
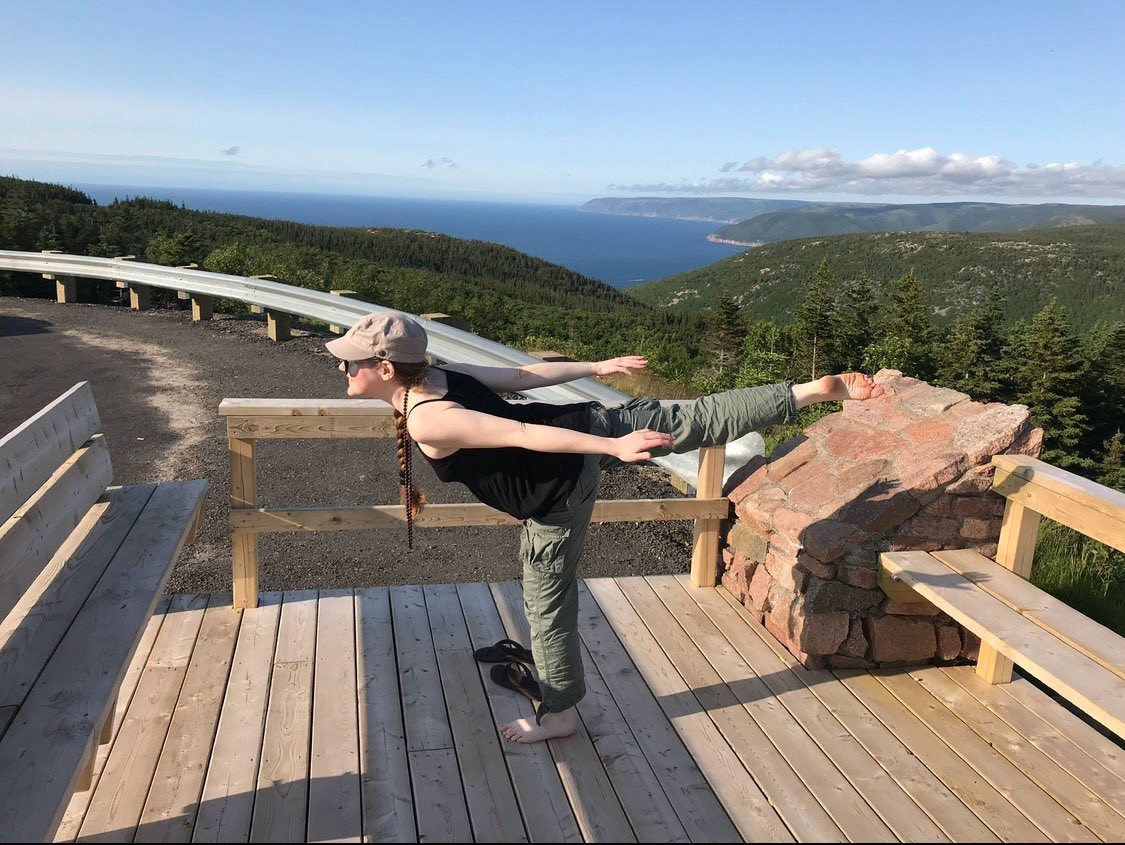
[{"xmin": 720, "ymin": 369, "xmax": 1044, "ymax": 669}]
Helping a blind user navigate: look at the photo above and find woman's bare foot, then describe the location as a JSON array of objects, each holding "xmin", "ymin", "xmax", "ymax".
[
  {"xmin": 832, "ymin": 372, "xmax": 886, "ymax": 401},
  {"xmin": 499, "ymin": 707, "xmax": 577, "ymax": 743},
  {"xmin": 793, "ymin": 373, "xmax": 887, "ymax": 408}
]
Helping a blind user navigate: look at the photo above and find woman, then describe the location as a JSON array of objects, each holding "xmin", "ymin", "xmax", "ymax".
[{"xmin": 326, "ymin": 312, "xmax": 886, "ymax": 743}]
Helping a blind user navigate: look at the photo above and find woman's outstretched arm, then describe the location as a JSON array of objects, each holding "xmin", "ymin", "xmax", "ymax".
[
  {"xmin": 408, "ymin": 405, "xmax": 674, "ymax": 462},
  {"xmin": 442, "ymin": 356, "xmax": 649, "ymax": 392}
]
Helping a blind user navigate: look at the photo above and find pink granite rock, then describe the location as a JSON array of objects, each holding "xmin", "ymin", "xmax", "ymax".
[
  {"xmin": 884, "ymin": 599, "xmax": 941, "ymax": 616},
  {"xmin": 747, "ymin": 564, "xmax": 773, "ymax": 613},
  {"xmin": 797, "ymin": 552, "xmax": 836, "ymax": 580},
  {"xmin": 793, "ymin": 610, "xmax": 850, "ymax": 655},
  {"xmin": 840, "ymin": 618, "xmax": 869, "ymax": 658},
  {"xmin": 1007, "ymin": 425, "xmax": 1045, "ymax": 458},
  {"xmin": 728, "ymin": 523, "xmax": 769, "ymax": 563},
  {"xmin": 839, "ymin": 564, "xmax": 878, "ymax": 589},
  {"xmin": 764, "ymin": 549, "xmax": 809, "ymax": 594},
  {"xmin": 867, "ymin": 616, "xmax": 937, "ymax": 663},
  {"xmin": 961, "ymin": 629, "xmax": 981, "ymax": 661},
  {"xmin": 947, "ymin": 464, "xmax": 996, "ymax": 495},
  {"xmin": 952, "ymin": 404, "xmax": 1032, "ymax": 464},
  {"xmin": 725, "ymin": 455, "xmax": 769, "ymax": 505},
  {"xmin": 904, "ymin": 420, "xmax": 954, "ymax": 445},
  {"xmin": 954, "ymin": 496, "xmax": 1005, "ymax": 518},
  {"xmin": 895, "ymin": 452, "xmax": 968, "ymax": 501},
  {"xmin": 803, "ymin": 519, "xmax": 870, "ymax": 562},
  {"xmin": 959, "ymin": 517, "xmax": 996, "ymax": 541},
  {"xmin": 936, "ymin": 626, "xmax": 962, "ymax": 661},
  {"xmin": 824, "ymin": 429, "xmax": 908, "ymax": 461},
  {"xmin": 767, "ymin": 437, "xmax": 819, "ymax": 482}
]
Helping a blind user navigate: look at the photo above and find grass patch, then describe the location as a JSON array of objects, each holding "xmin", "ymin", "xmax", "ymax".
[{"xmin": 1031, "ymin": 520, "xmax": 1125, "ymax": 636}]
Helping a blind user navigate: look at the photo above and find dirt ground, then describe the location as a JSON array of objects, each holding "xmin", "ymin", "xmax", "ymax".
[{"xmin": 0, "ymin": 295, "xmax": 695, "ymax": 594}]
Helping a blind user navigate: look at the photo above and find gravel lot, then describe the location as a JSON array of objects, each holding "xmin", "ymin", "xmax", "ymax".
[{"xmin": 0, "ymin": 295, "xmax": 694, "ymax": 594}]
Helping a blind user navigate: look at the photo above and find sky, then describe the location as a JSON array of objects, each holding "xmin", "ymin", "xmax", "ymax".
[{"xmin": 3, "ymin": 0, "xmax": 1124, "ymax": 204}]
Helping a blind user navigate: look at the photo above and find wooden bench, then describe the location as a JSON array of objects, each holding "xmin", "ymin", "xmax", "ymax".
[
  {"xmin": 0, "ymin": 383, "xmax": 207, "ymax": 842},
  {"xmin": 881, "ymin": 454, "xmax": 1125, "ymax": 741}
]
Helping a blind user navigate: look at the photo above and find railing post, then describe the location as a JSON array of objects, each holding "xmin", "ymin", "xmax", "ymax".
[
  {"xmin": 230, "ymin": 435, "xmax": 259, "ymax": 609},
  {"xmin": 976, "ymin": 498, "xmax": 1041, "ymax": 683},
  {"xmin": 690, "ymin": 445, "xmax": 726, "ymax": 587},
  {"xmin": 113, "ymin": 255, "xmax": 150, "ymax": 310},
  {"xmin": 41, "ymin": 249, "xmax": 76, "ymax": 303},
  {"xmin": 266, "ymin": 309, "xmax": 291, "ymax": 342}
]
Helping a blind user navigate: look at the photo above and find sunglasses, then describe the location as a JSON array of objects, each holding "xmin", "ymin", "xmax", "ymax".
[{"xmin": 338, "ymin": 359, "xmax": 374, "ymax": 376}]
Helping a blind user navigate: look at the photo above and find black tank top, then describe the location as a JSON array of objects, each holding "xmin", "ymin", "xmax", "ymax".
[{"xmin": 410, "ymin": 369, "xmax": 596, "ymax": 520}]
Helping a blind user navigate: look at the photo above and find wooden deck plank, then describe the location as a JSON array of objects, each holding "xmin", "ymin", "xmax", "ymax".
[
  {"xmin": 584, "ymin": 577, "xmax": 793, "ymax": 842},
  {"xmin": 942, "ymin": 666, "xmax": 1125, "ymax": 818},
  {"xmin": 424, "ymin": 584, "xmax": 527, "ymax": 843},
  {"xmin": 455, "ymin": 583, "xmax": 581, "ymax": 844},
  {"xmin": 53, "ymin": 597, "xmax": 171, "ymax": 843},
  {"xmin": 392, "ymin": 585, "xmax": 454, "ymax": 752},
  {"xmin": 684, "ymin": 580, "xmax": 949, "ymax": 842},
  {"xmin": 135, "ymin": 594, "xmax": 241, "ymax": 843},
  {"xmin": 874, "ymin": 669, "xmax": 1097, "ymax": 842},
  {"xmin": 193, "ymin": 593, "xmax": 282, "ymax": 844},
  {"xmin": 308, "ymin": 590, "xmax": 362, "ymax": 843},
  {"xmin": 616, "ymin": 576, "xmax": 841, "ymax": 842},
  {"xmin": 649, "ymin": 575, "xmax": 898, "ymax": 842},
  {"xmin": 78, "ymin": 594, "xmax": 209, "ymax": 843},
  {"xmin": 999, "ymin": 675, "xmax": 1125, "ymax": 784},
  {"xmin": 577, "ymin": 581, "xmax": 740, "ymax": 843},
  {"xmin": 250, "ymin": 591, "xmax": 317, "ymax": 843},
  {"xmin": 911, "ymin": 666, "xmax": 1125, "ymax": 841},
  {"xmin": 392, "ymin": 585, "xmax": 472, "ymax": 843},
  {"xmin": 714, "ymin": 586, "xmax": 999, "ymax": 843},
  {"xmin": 491, "ymin": 581, "xmax": 636, "ymax": 843},
  {"xmin": 355, "ymin": 589, "xmax": 415, "ymax": 843},
  {"xmin": 837, "ymin": 669, "xmax": 1050, "ymax": 842}
]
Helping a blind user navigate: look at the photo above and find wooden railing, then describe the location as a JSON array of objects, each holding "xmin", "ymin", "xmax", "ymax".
[
  {"xmin": 977, "ymin": 454, "xmax": 1125, "ymax": 683},
  {"xmin": 219, "ymin": 398, "xmax": 728, "ymax": 608}
]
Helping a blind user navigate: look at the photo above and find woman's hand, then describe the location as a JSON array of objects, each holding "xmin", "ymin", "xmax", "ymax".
[
  {"xmin": 612, "ymin": 429, "xmax": 675, "ymax": 463},
  {"xmin": 594, "ymin": 356, "xmax": 649, "ymax": 377}
]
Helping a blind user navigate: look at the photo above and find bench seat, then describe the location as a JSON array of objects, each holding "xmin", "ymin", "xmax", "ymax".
[
  {"xmin": 881, "ymin": 548, "xmax": 1125, "ymax": 740},
  {"xmin": 0, "ymin": 382, "xmax": 207, "ymax": 843}
]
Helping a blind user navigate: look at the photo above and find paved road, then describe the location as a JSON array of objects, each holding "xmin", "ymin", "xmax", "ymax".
[{"xmin": 1, "ymin": 296, "xmax": 692, "ymax": 593}]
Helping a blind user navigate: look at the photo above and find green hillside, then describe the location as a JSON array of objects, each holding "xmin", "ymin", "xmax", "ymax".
[
  {"xmin": 580, "ymin": 196, "xmax": 810, "ymax": 223},
  {"xmin": 629, "ymin": 225, "xmax": 1125, "ymax": 332},
  {"xmin": 0, "ymin": 176, "xmax": 706, "ymax": 371},
  {"xmin": 712, "ymin": 201, "xmax": 1125, "ymax": 244}
]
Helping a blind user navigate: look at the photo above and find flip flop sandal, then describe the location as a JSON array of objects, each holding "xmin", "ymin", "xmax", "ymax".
[
  {"xmin": 489, "ymin": 661, "xmax": 542, "ymax": 705},
  {"xmin": 474, "ymin": 638, "xmax": 534, "ymax": 665}
]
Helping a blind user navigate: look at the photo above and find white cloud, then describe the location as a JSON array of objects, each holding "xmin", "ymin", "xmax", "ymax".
[{"xmin": 611, "ymin": 146, "xmax": 1125, "ymax": 198}]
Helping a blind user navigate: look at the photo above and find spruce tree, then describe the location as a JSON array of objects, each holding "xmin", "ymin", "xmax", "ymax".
[
  {"xmin": 1099, "ymin": 432, "xmax": 1125, "ymax": 492},
  {"xmin": 935, "ymin": 289, "xmax": 1007, "ymax": 400},
  {"xmin": 793, "ymin": 257, "xmax": 841, "ymax": 379},
  {"xmin": 1077, "ymin": 320, "xmax": 1125, "ymax": 463},
  {"xmin": 1009, "ymin": 299, "xmax": 1092, "ymax": 470},
  {"xmin": 703, "ymin": 295, "xmax": 747, "ymax": 387},
  {"xmin": 836, "ymin": 275, "xmax": 878, "ymax": 371},
  {"xmin": 736, "ymin": 320, "xmax": 788, "ymax": 387},
  {"xmin": 879, "ymin": 267, "xmax": 936, "ymax": 378}
]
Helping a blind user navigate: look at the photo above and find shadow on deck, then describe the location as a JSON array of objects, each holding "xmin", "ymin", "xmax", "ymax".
[{"xmin": 56, "ymin": 576, "xmax": 1125, "ymax": 843}]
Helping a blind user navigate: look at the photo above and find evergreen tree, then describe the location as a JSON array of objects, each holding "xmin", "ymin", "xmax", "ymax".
[
  {"xmin": 735, "ymin": 320, "xmax": 788, "ymax": 387},
  {"xmin": 1008, "ymin": 299, "xmax": 1091, "ymax": 470},
  {"xmin": 879, "ymin": 267, "xmax": 936, "ymax": 378},
  {"xmin": 836, "ymin": 275, "xmax": 877, "ymax": 371},
  {"xmin": 793, "ymin": 257, "xmax": 841, "ymax": 379},
  {"xmin": 702, "ymin": 295, "xmax": 747, "ymax": 388},
  {"xmin": 1077, "ymin": 320, "xmax": 1125, "ymax": 463},
  {"xmin": 935, "ymin": 289, "xmax": 1007, "ymax": 400},
  {"xmin": 1098, "ymin": 431, "xmax": 1125, "ymax": 492}
]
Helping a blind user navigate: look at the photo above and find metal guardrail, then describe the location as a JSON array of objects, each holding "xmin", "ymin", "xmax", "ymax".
[{"xmin": 0, "ymin": 250, "xmax": 767, "ymax": 486}]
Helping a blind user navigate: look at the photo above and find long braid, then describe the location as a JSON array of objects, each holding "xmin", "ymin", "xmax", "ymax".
[{"xmin": 395, "ymin": 384, "xmax": 429, "ymax": 550}]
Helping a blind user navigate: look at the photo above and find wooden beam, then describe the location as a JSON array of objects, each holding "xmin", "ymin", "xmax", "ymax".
[
  {"xmin": 224, "ymin": 414, "xmax": 396, "ymax": 440},
  {"xmin": 992, "ymin": 455, "xmax": 1124, "ymax": 553},
  {"xmin": 229, "ymin": 438, "xmax": 258, "ymax": 609},
  {"xmin": 690, "ymin": 446, "xmax": 726, "ymax": 587},
  {"xmin": 129, "ymin": 285, "xmax": 151, "ymax": 311},
  {"xmin": 977, "ymin": 498, "xmax": 1041, "ymax": 684},
  {"xmin": 55, "ymin": 275, "xmax": 76, "ymax": 304},
  {"xmin": 230, "ymin": 498, "xmax": 731, "ymax": 533}
]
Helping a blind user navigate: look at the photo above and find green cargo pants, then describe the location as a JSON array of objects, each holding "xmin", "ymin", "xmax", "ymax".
[{"xmin": 518, "ymin": 380, "xmax": 798, "ymax": 717}]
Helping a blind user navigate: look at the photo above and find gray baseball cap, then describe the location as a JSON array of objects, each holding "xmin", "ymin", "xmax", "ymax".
[{"xmin": 325, "ymin": 312, "xmax": 428, "ymax": 363}]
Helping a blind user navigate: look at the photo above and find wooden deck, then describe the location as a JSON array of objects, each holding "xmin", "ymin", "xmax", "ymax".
[{"xmin": 53, "ymin": 576, "xmax": 1125, "ymax": 843}]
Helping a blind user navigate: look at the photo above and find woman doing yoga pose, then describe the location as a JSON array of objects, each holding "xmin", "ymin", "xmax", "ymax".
[{"xmin": 326, "ymin": 312, "xmax": 886, "ymax": 743}]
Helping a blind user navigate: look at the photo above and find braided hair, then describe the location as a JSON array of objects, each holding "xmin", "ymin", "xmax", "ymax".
[{"xmin": 391, "ymin": 360, "xmax": 432, "ymax": 550}]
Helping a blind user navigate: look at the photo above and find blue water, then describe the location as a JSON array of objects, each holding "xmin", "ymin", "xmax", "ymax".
[{"xmin": 75, "ymin": 184, "xmax": 744, "ymax": 289}]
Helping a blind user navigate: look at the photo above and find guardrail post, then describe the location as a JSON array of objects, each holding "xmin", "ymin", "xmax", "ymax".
[
  {"xmin": 690, "ymin": 445, "xmax": 726, "ymax": 587},
  {"xmin": 40, "ymin": 249, "xmax": 75, "ymax": 303},
  {"xmin": 329, "ymin": 289, "xmax": 358, "ymax": 334},
  {"xmin": 112, "ymin": 256, "xmax": 151, "ymax": 310},
  {"xmin": 266, "ymin": 310, "xmax": 291, "ymax": 342},
  {"xmin": 175, "ymin": 263, "xmax": 199, "ymax": 302},
  {"xmin": 191, "ymin": 295, "xmax": 214, "ymax": 322},
  {"xmin": 230, "ymin": 436, "xmax": 259, "ymax": 609},
  {"xmin": 976, "ymin": 499, "xmax": 1041, "ymax": 683},
  {"xmin": 249, "ymin": 274, "xmax": 276, "ymax": 314}
]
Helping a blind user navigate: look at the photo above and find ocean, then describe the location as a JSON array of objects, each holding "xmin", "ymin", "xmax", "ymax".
[{"xmin": 74, "ymin": 184, "xmax": 745, "ymax": 289}]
